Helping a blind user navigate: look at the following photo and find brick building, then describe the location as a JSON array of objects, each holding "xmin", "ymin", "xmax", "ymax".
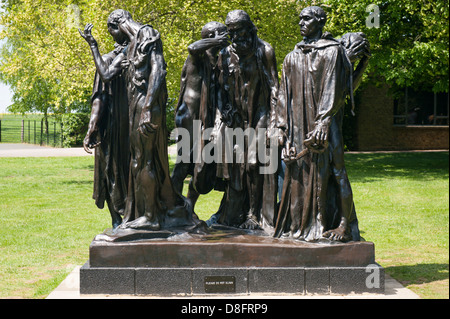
[{"xmin": 354, "ymin": 84, "xmax": 449, "ymax": 151}]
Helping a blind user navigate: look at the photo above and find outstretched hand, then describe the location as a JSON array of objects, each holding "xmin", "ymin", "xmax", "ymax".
[{"xmin": 78, "ymin": 23, "xmax": 97, "ymax": 46}]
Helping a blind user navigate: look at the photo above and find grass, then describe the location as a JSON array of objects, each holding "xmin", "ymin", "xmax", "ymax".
[
  {"xmin": 0, "ymin": 157, "xmax": 107, "ymax": 298},
  {"xmin": 347, "ymin": 152, "xmax": 449, "ymax": 298},
  {"xmin": 0, "ymin": 151, "xmax": 448, "ymax": 298}
]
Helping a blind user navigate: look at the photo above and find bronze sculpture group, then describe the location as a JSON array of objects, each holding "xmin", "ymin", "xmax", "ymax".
[{"xmin": 80, "ymin": 6, "xmax": 370, "ymax": 243}]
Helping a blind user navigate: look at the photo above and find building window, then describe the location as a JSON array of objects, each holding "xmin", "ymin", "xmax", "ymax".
[{"xmin": 394, "ymin": 88, "xmax": 449, "ymax": 126}]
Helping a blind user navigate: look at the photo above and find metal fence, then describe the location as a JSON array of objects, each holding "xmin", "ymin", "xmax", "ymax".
[{"xmin": 0, "ymin": 119, "xmax": 63, "ymax": 147}]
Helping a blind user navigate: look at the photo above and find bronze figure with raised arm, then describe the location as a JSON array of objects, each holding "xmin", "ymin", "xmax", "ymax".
[{"xmin": 80, "ymin": 10, "xmax": 198, "ymax": 232}]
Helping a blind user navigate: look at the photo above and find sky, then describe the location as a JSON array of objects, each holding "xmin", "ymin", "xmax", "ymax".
[
  {"xmin": 0, "ymin": 6, "xmax": 12, "ymax": 113},
  {"xmin": 0, "ymin": 81, "xmax": 13, "ymax": 113},
  {"xmin": 0, "ymin": 5, "xmax": 12, "ymax": 113}
]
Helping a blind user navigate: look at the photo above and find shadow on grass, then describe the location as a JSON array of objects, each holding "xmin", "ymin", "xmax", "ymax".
[
  {"xmin": 385, "ymin": 263, "xmax": 449, "ymax": 285},
  {"xmin": 169, "ymin": 151, "xmax": 449, "ymax": 184},
  {"xmin": 345, "ymin": 151, "xmax": 449, "ymax": 183},
  {"xmin": 62, "ymin": 180, "xmax": 92, "ymax": 185}
]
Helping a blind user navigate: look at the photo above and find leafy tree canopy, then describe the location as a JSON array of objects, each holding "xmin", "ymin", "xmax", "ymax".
[{"xmin": 0, "ymin": 0, "xmax": 448, "ymax": 115}]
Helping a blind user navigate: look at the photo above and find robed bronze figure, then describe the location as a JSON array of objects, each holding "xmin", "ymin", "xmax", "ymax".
[
  {"xmin": 210, "ymin": 10, "xmax": 279, "ymax": 230},
  {"xmin": 80, "ymin": 10, "xmax": 198, "ymax": 232},
  {"xmin": 82, "ymin": 29, "xmax": 129, "ymax": 229},
  {"xmin": 274, "ymin": 6, "xmax": 370, "ymax": 242}
]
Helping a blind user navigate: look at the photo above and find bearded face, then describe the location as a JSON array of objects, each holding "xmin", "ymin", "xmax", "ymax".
[{"xmin": 227, "ymin": 22, "xmax": 254, "ymax": 55}]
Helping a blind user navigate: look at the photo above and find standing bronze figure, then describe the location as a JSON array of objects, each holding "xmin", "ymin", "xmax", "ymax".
[
  {"xmin": 274, "ymin": 6, "xmax": 370, "ymax": 242},
  {"xmin": 80, "ymin": 20, "xmax": 129, "ymax": 229},
  {"xmin": 171, "ymin": 22, "xmax": 228, "ymax": 209},
  {"xmin": 211, "ymin": 10, "xmax": 279, "ymax": 230},
  {"xmin": 80, "ymin": 10, "xmax": 198, "ymax": 232}
]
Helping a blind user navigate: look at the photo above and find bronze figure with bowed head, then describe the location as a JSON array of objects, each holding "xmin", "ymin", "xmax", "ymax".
[
  {"xmin": 209, "ymin": 10, "xmax": 279, "ymax": 230},
  {"xmin": 171, "ymin": 22, "xmax": 229, "ymax": 210}
]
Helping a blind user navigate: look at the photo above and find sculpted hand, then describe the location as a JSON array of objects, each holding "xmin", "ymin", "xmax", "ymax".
[
  {"xmin": 214, "ymin": 31, "xmax": 230, "ymax": 47},
  {"xmin": 346, "ymin": 39, "xmax": 371, "ymax": 62},
  {"xmin": 307, "ymin": 122, "xmax": 328, "ymax": 147},
  {"xmin": 138, "ymin": 110, "xmax": 158, "ymax": 137},
  {"xmin": 341, "ymin": 32, "xmax": 371, "ymax": 63},
  {"xmin": 83, "ymin": 129, "xmax": 101, "ymax": 154},
  {"xmin": 281, "ymin": 141, "xmax": 297, "ymax": 164},
  {"xmin": 121, "ymin": 59, "xmax": 130, "ymax": 69},
  {"xmin": 78, "ymin": 23, "xmax": 97, "ymax": 46}
]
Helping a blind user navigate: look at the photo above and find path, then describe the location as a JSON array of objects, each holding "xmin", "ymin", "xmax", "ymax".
[{"xmin": 0, "ymin": 143, "xmax": 178, "ymax": 157}]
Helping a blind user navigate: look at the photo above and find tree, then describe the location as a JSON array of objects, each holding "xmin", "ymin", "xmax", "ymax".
[
  {"xmin": 1, "ymin": 0, "xmax": 448, "ymax": 120},
  {"xmin": 322, "ymin": 0, "xmax": 449, "ymax": 94},
  {"xmin": 0, "ymin": 0, "xmax": 98, "ymax": 114}
]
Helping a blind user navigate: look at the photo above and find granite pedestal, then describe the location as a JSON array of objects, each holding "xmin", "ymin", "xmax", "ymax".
[{"xmin": 80, "ymin": 227, "xmax": 385, "ymax": 296}]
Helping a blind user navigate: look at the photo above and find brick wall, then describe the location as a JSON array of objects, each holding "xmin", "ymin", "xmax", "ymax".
[{"xmin": 356, "ymin": 84, "xmax": 449, "ymax": 151}]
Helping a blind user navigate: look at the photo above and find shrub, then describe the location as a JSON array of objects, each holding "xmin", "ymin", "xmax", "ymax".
[{"xmin": 61, "ymin": 113, "xmax": 89, "ymax": 147}]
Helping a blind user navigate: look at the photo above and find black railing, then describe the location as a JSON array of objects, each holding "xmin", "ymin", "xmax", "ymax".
[{"xmin": 0, "ymin": 119, "xmax": 63, "ymax": 147}]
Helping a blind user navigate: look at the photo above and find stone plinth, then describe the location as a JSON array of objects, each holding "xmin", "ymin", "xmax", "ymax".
[{"xmin": 80, "ymin": 227, "xmax": 385, "ymax": 296}]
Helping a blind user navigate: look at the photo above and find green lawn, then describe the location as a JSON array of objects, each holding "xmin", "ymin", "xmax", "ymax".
[{"xmin": 0, "ymin": 152, "xmax": 448, "ymax": 298}]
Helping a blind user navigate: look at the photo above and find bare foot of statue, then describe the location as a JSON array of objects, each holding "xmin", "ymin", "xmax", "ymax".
[
  {"xmin": 120, "ymin": 216, "xmax": 161, "ymax": 231},
  {"xmin": 323, "ymin": 226, "xmax": 350, "ymax": 242},
  {"xmin": 239, "ymin": 218, "xmax": 262, "ymax": 230}
]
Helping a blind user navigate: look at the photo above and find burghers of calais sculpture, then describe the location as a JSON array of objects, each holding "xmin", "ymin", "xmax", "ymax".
[
  {"xmin": 80, "ymin": 9, "xmax": 199, "ymax": 232},
  {"xmin": 273, "ymin": 6, "xmax": 370, "ymax": 242},
  {"xmin": 80, "ymin": 7, "xmax": 369, "ymax": 243}
]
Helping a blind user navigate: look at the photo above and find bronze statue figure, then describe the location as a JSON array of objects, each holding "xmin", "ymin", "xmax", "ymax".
[
  {"xmin": 80, "ymin": 10, "xmax": 198, "ymax": 232},
  {"xmin": 171, "ymin": 22, "xmax": 229, "ymax": 210},
  {"xmin": 209, "ymin": 10, "xmax": 279, "ymax": 230},
  {"xmin": 273, "ymin": 6, "xmax": 370, "ymax": 242},
  {"xmin": 80, "ymin": 22, "xmax": 130, "ymax": 229},
  {"xmin": 80, "ymin": 6, "xmax": 370, "ymax": 244}
]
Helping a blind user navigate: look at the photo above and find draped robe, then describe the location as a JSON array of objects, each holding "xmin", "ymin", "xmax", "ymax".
[
  {"xmin": 274, "ymin": 34, "xmax": 360, "ymax": 241},
  {"xmin": 121, "ymin": 25, "xmax": 196, "ymax": 229},
  {"xmin": 91, "ymin": 47, "xmax": 129, "ymax": 219}
]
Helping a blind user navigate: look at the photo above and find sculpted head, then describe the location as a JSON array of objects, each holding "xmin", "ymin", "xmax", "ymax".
[
  {"xmin": 201, "ymin": 21, "xmax": 227, "ymax": 39},
  {"xmin": 225, "ymin": 10, "xmax": 257, "ymax": 55},
  {"xmin": 299, "ymin": 6, "xmax": 327, "ymax": 40},
  {"xmin": 107, "ymin": 9, "xmax": 132, "ymax": 44}
]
